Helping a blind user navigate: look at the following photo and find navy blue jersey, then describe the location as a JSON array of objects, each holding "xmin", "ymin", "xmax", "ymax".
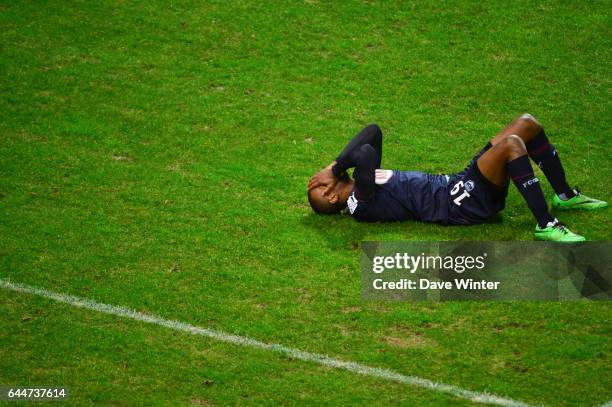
[
  {"xmin": 347, "ymin": 150, "xmax": 507, "ymax": 225},
  {"xmin": 348, "ymin": 169, "xmax": 451, "ymax": 223},
  {"xmin": 328, "ymin": 125, "xmax": 506, "ymax": 225}
]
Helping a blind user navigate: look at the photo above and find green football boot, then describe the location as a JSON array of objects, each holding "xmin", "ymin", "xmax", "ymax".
[
  {"xmin": 534, "ymin": 219, "xmax": 585, "ymax": 243},
  {"xmin": 552, "ymin": 190, "xmax": 608, "ymax": 211}
]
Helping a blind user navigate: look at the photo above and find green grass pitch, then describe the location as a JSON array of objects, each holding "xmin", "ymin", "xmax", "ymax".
[{"xmin": 1, "ymin": 0, "xmax": 610, "ymax": 405}]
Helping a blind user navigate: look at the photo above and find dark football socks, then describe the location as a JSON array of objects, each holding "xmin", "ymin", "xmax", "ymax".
[
  {"xmin": 526, "ymin": 130, "xmax": 575, "ymax": 199},
  {"xmin": 508, "ymin": 155, "xmax": 555, "ymax": 228}
]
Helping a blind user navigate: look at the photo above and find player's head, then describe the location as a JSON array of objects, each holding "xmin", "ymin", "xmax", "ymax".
[{"xmin": 307, "ymin": 184, "xmax": 348, "ymax": 214}]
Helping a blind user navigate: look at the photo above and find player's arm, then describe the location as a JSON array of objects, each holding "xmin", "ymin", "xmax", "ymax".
[
  {"xmin": 307, "ymin": 124, "xmax": 382, "ymax": 195},
  {"xmin": 346, "ymin": 144, "xmax": 377, "ymax": 201},
  {"xmin": 308, "ymin": 144, "xmax": 377, "ymax": 201},
  {"xmin": 332, "ymin": 124, "xmax": 382, "ymax": 177}
]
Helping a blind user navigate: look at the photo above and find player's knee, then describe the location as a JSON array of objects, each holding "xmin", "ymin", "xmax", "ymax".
[
  {"xmin": 519, "ymin": 113, "xmax": 542, "ymax": 131},
  {"xmin": 500, "ymin": 134, "xmax": 527, "ymax": 156}
]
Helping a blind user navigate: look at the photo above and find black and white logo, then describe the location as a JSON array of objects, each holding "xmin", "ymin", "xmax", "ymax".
[
  {"xmin": 522, "ymin": 177, "xmax": 539, "ymax": 188},
  {"xmin": 464, "ymin": 180, "xmax": 475, "ymax": 192},
  {"xmin": 347, "ymin": 192, "xmax": 358, "ymax": 214}
]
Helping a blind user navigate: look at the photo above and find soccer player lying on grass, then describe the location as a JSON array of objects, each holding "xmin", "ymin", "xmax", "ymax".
[{"xmin": 307, "ymin": 114, "xmax": 607, "ymax": 242}]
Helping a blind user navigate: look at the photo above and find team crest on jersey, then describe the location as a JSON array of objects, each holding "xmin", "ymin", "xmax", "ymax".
[
  {"xmin": 464, "ymin": 180, "xmax": 475, "ymax": 192},
  {"xmin": 375, "ymin": 169, "xmax": 393, "ymax": 185},
  {"xmin": 347, "ymin": 192, "xmax": 358, "ymax": 214}
]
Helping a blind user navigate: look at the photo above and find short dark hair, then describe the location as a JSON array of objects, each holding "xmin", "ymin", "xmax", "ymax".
[{"xmin": 307, "ymin": 188, "xmax": 345, "ymax": 214}]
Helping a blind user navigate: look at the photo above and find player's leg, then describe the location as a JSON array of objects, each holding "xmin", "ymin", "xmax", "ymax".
[
  {"xmin": 477, "ymin": 135, "xmax": 585, "ymax": 242},
  {"xmin": 490, "ymin": 113, "xmax": 543, "ymax": 146},
  {"xmin": 457, "ymin": 114, "xmax": 543, "ymax": 179},
  {"xmin": 492, "ymin": 114, "xmax": 607, "ymax": 210}
]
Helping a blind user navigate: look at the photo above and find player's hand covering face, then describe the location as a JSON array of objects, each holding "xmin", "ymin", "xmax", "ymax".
[{"xmin": 308, "ymin": 167, "xmax": 337, "ymax": 197}]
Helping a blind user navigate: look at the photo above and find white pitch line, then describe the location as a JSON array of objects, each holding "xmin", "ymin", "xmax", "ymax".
[
  {"xmin": 1, "ymin": 279, "xmax": 532, "ymax": 407},
  {"xmin": 600, "ymin": 401, "xmax": 612, "ymax": 407}
]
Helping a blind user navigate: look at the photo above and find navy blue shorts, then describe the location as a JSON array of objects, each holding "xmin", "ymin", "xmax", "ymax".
[{"xmin": 446, "ymin": 144, "xmax": 508, "ymax": 225}]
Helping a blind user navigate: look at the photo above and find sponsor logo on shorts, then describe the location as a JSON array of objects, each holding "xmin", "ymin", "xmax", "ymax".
[{"xmin": 464, "ymin": 180, "xmax": 475, "ymax": 192}]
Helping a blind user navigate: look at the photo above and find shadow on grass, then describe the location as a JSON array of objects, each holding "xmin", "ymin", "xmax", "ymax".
[
  {"xmin": 300, "ymin": 210, "xmax": 451, "ymax": 248},
  {"xmin": 301, "ymin": 210, "xmax": 506, "ymax": 250},
  {"xmin": 300, "ymin": 211, "xmax": 368, "ymax": 250}
]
